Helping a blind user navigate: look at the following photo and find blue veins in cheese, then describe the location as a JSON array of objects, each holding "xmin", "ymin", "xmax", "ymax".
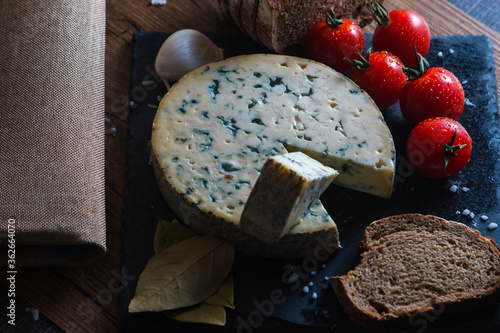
[
  {"xmin": 240, "ymin": 152, "xmax": 339, "ymax": 243},
  {"xmin": 151, "ymin": 54, "xmax": 395, "ymax": 248}
]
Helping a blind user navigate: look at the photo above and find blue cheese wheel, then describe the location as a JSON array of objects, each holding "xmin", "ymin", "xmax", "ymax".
[{"xmin": 151, "ymin": 54, "xmax": 395, "ymax": 258}]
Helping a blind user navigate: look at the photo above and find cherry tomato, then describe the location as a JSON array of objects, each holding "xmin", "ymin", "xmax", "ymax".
[
  {"xmin": 350, "ymin": 50, "xmax": 407, "ymax": 109},
  {"xmin": 406, "ymin": 117, "xmax": 472, "ymax": 178},
  {"xmin": 306, "ymin": 8, "xmax": 364, "ymax": 72},
  {"xmin": 371, "ymin": 2, "xmax": 430, "ymax": 67},
  {"xmin": 400, "ymin": 66, "xmax": 465, "ymax": 125}
]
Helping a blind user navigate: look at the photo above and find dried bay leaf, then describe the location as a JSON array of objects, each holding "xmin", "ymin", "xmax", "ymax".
[
  {"xmin": 164, "ymin": 303, "xmax": 226, "ymax": 326},
  {"xmin": 165, "ymin": 271, "xmax": 234, "ymax": 325},
  {"xmin": 153, "ymin": 217, "xmax": 197, "ymax": 254},
  {"xmin": 129, "ymin": 235, "xmax": 234, "ymax": 313},
  {"xmin": 205, "ymin": 272, "xmax": 235, "ymax": 309},
  {"xmin": 153, "ymin": 217, "xmax": 235, "ymax": 310},
  {"xmin": 132, "ymin": 217, "xmax": 236, "ymax": 320}
]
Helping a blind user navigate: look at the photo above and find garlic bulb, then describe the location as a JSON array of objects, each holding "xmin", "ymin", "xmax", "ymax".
[{"xmin": 154, "ymin": 29, "xmax": 224, "ymax": 88}]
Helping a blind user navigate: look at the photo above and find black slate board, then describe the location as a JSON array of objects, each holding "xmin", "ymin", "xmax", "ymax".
[{"xmin": 118, "ymin": 32, "xmax": 500, "ymax": 332}]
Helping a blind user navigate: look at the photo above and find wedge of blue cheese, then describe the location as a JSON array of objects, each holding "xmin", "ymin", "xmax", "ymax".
[
  {"xmin": 241, "ymin": 152, "xmax": 338, "ymax": 243},
  {"xmin": 151, "ymin": 54, "xmax": 395, "ymax": 258}
]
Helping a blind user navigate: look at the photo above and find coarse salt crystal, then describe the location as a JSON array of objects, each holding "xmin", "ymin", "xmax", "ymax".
[
  {"xmin": 110, "ymin": 127, "xmax": 117, "ymax": 137},
  {"xmin": 462, "ymin": 187, "xmax": 470, "ymax": 192},
  {"xmin": 449, "ymin": 48, "xmax": 455, "ymax": 54},
  {"xmin": 105, "ymin": 116, "xmax": 111, "ymax": 123},
  {"xmin": 462, "ymin": 209, "xmax": 471, "ymax": 216},
  {"xmin": 288, "ymin": 273, "xmax": 300, "ymax": 283},
  {"xmin": 310, "ymin": 271, "xmax": 317, "ymax": 276},
  {"xmin": 456, "ymin": 210, "xmax": 462, "ymax": 215},
  {"xmin": 465, "ymin": 98, "xmax": 476, "ymax": 107},
  {"xmin": 32, "ymin": 309, "xmax": 39, "ymax": 321},
  {"xmin": 308, "ymin": 281, "xmax": 314, "ymax": 287},
  {"xmin": 481, "ymin": 215, "xmax": 489, "ymax": 221},
  {"xmin": 302, "ymin": 286, "xmax": 310, "ymax": 293},
  {"xmin": 437, "ymin": 51, "xmax": 443, "ymax": 57},
  {"xmin": 449, "ymin": 185, "xmax": 458, "ymax": 192},
  {"xmin": 469, "ymin": 212, "xmax": 475, "ymax": 219},
  {"xmin": 487, "ymin": 223, "xmax": 498, "ymax": 230},
  {"xmin": 324, "ymin": 276, "xmax": 329, "ymax": 281},
  {"xmin": 311, "ymin": 292, "xmax": 318, "ymax": 300},
  {"xmin": 151, "ymin": 0, "xmax": 167, "ymax": 5}
]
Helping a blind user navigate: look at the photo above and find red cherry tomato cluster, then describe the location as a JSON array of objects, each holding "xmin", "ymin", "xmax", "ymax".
[{"xmin": 305, "ymin": 2, "xmax": 472, "ymax": 178}]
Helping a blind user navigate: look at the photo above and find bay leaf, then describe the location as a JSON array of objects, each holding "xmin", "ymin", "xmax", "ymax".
[
  {"xmin": 205, "ymin": 272, "xmax": 235, "ymax": 309},
  {"xmin": 164, "ymin": 303, "xmax": 226, "ymax": 326},
  {"xmin": 154, "ymin": 218, "xmax": 234, "ymax": 308},
  {"xmin": 128, "ymin": 235, "xmax": 234, "ymax": 313},
  {"xmin": 153, "ymin": 217, "xmax": 197, "ymax": 254}
]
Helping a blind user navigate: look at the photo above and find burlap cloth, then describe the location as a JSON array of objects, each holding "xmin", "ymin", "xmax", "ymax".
[{"xmin": 0, "ymin": 0, "xmax": 106, "ymax": 266}]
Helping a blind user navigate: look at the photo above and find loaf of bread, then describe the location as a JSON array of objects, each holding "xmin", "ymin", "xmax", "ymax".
[
  {"xmin": 331, "ymin": 214, "xmax": 500, "ymax": 330},
  {"xmin": 219, "ymin": 0, "xmax": 379, "ymax": 53}
]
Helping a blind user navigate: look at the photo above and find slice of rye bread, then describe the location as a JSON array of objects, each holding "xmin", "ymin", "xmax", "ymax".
[
  {"xmin": 218, "ymin": 0, "xmax": 231, "ymax": 22},
  {"xmin": 240, "ymin": 0, "xmax": 260, "ymax": 42},
  {"xmin": 331, "ymin": 214, "xmax": 500, "ymax": 330},
  {"xmin": 228, "ymin": 0, "xmax": 245, "ymax": 34}
]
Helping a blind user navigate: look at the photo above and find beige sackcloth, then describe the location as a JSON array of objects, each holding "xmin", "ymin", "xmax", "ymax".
[{"xmin": 0, "ymin": 0, "xmax": 107, "ymax": 266}]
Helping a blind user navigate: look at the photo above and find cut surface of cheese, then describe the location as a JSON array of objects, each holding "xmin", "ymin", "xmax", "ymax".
[
  {"xmin": 241, "ymin": 152, "xmax": 338, "ymax": 243},
  {"xmin": 151, "ymin": 54, "xmax": 395, "ymax": 257}
]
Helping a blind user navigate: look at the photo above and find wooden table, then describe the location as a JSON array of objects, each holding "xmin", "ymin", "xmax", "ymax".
[{"xmin": 7, "ymin": 0, "xmax": 500, "ymax": 332}]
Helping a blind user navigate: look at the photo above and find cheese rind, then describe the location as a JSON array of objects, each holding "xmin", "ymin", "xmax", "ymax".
[
  {"xmin": 241, "ymin": 152, "xmax": 338, "ymax": 243},
  {"xmin": 151, "ymin": 54, "xmax": 395, "ymax": 258}
]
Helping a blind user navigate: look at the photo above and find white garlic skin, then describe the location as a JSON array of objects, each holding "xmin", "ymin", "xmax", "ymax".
[{"xmin": 155, "ymin": 29, "xmax": 223, "ymax": 87}]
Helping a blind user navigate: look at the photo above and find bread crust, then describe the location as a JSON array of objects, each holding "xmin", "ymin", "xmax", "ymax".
[
  {"xmin": 360, "ymin": 214, "xmax": 500, "ymax": 252},
  {"xmin": 331, "ymin": 214, "xmax": 500, "ymax": 331}
]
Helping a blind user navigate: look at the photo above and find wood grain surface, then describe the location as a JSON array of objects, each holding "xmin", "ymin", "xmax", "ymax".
[{"xmin": 3, "ymin": 0, "xmax": 499, "ymax": 332}]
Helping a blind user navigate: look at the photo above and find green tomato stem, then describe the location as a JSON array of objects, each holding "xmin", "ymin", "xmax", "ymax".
[
  {"xmin": 348, "ymin": 47, "xmax": 371, "ymax": 71},
  {"xmin": 370, "ymin": 1, "xmax": 390, "ymax": 27},
  {"xmin": 402, "ymin": 44, "xmax": 430, "ymax": 80},
  {"xmin": 443, "ymin": 129, "xmax": 466, "ymax": 171},
  {"xmin": 325, "ymin": 8, "xmax": 344, "ymax": 27}
]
